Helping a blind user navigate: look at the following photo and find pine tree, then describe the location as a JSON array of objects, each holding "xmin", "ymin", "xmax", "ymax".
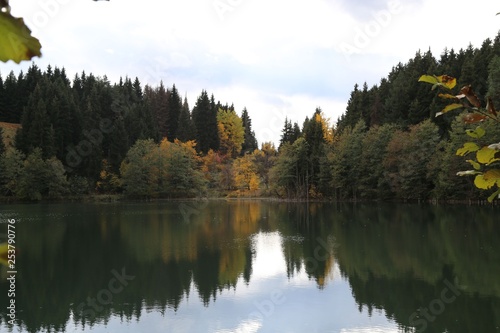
[
  {"xmin": 240, "ymin": 107, "xmax": 258, "ymax": 155},
  {"xmin": 192, "ymin": 90, "xmax": 219, "ymax": 154},
  {"xmin": 166, "ymin": 84, "xmax": 182, "ymax": 141},
  {"xmin": 177, "ymin": 96, "xmax": 195, "ymax": 142}
]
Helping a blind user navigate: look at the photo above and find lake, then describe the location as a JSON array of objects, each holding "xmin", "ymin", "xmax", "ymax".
[{"xmin": 0, "ymin": 201, "xmax": 499, "ymax": 333}]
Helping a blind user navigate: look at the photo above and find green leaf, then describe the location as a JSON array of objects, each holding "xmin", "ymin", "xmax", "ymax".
[
  {"xmin": 0, "ymin": 12, "xmax": 41, "ymax": 63},
  {"xmin": 477, "ymin": 147, "xmax": 500, "ymax": 165},
  {"xmin": 418, "ymin": 75, "xmax": 439, "ymax": 85},
  {"xmin": 466, "ymin": 160, "xmax": 481, "ymax": 170},
  {"xmin": 456, "ymin": 142, "xmax": 480, "ymax": 156},
  {"xmin": 487, "ymin": 188, "xmax": 500, "ymax": 203},
  {"xmin": 436, "ymin": 103, "xmax": 463, "ymax": 117},
  {"xmin": 466, "ymin": 126, "xmax": 486, "ymax": 139},
  {"xmin": 474, "ymin": 174, "xmax": 496, "ymax": 190}
]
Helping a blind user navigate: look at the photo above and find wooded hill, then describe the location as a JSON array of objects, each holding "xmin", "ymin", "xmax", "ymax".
[{"xmin": 1, "ymin": 31, "xmax": 500, "ymax": 201}]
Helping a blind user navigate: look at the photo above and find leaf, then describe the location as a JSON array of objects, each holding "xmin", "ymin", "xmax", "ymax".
[
  {"xmin": 456, "ymin": 142, "xmax": 480, "ymax": 156},
  {"xmin": 466, "ymin": 160, "xmax": 481, "ymax": 170},
  {"xmin": 487, "ymin": 188, "xmax": 500, "ymax": 203},
  {"xmin": 436, "ymin": 75, "xmax": 457, "ymax": 89},
  {"xmin": 486, "ymin": 97, "xmax": 497, "ymax": 116},
  {"xmin": 438, "ymin": 93, "xmax": 458, "ymax": 100},
  {"xmin": 488, "ymin": 142, "xmax": 500, "ymax": 150},
  {"xmin": 418, "ymin": 75, "xmax": 439, "ymax": 85},
  {"xmin": 435, "ymin": 103, "xmax": 463, "ymax": 117},
  {"xmin": 466, "ymin": 126, "xmax": 485, "ymax": 139},
  {"xmin": 457, "ymin": 170, "xmax": 481, "ymax": 176},
  {"xmin": 474, "ymin": 174, "xmax": 497, "ymax": 189},
  {"xmin": 483, "ymin": 169, "xmax": 500, "ymax": 181},
  {"xmin": 0, "ymin": 12, "xmax": 41, "ymax": 63},
  {"xmin": 460, "ymin": 85, "xmax": 481, "ymax": 108},
  {"xmin": 463, "ymin": 113, "xmax": 487, "ymax": 124},
  {"xmin": 477, "ymin": 147, "xmax": 500, "ymax": 165}
]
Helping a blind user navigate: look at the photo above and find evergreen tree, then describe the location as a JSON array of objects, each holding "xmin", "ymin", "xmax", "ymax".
[
  {"xmin": 3, "ymin": 71, "xmax": 18, "ymax": 123},
  {"xmin": 177, "ymin": 96, "xmax": 195, "ymax": 142},
  {"xmin": 166, "ymin": 84, "xmax": 182, "ymax": 141},
  {"xmin": 192, "ymin": 90, "xmax": 219, "ymax": 154},
  {"xmin": 240, "ymin": 107, "xmax": 258, "ymax": 155}
]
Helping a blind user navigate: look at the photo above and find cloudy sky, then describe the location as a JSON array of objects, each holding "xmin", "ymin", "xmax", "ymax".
[{"xmin": 1, "ymin": 0, "xmax": 499, "ymax": 145}]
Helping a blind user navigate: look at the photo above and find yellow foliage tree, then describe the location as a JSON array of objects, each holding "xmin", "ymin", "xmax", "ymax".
[{"xmin": 217, "ymin": 109, "xmax": 244, "ymax": 158}]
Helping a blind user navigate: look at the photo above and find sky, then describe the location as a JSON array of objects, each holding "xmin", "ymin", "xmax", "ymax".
[{"xmin": 1, "ymin": 0, "xmax": 500, "ymax": 145}]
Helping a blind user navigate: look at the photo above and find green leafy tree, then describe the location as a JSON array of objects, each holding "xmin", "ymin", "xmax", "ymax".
[
  {"xmin": 358, "ymin": 124, "xmax": 397, "ymax": 199},
  {"xmin": 16, "ymin": 148, "xmax": 68, "ymax": 200},
  {"xmin": 120, "ymin": 139, "xmax": 158, "ymax": 197},
  {"xmin": 0, "ymin": 147, "xmax": 24, "ymax": 196},
  {"xmin": 329, "ymin": 120, "xmax": 366, "ymax": 200}
]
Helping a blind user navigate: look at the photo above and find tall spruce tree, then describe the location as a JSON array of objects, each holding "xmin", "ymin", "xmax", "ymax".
[
  {"xmin": 166, "ymin": 84, "xmax": 182, "ymax": 141},
  {"xmin": 177, "ymin": 96, "xmax": 195, "ymax": 142},
  {"xmin": 192, "ymin": 90, "xmax": 219, "ymax": 154},
  {"xmin": 240, "ymin": 107, "xmax": 258, "ymax": 154}
]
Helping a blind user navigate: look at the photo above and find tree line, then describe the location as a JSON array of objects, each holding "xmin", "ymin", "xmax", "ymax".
[{"xmin": 1, "ymin": 32, "xmax": 500, "ymax": 201}]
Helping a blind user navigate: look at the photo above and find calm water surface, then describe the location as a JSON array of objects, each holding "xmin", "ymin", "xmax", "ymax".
[{"xmin": 0, "ymin": 201, "xmax": 499, "ymax": 333}]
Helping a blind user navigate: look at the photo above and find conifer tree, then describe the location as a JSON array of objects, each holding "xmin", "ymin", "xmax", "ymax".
[
  {"xmin": 177, "ymin": 96, "xmax": 195, "ymax": 142},
  {"xmin": 240, "ymin": 107, "xmax": 258, "ymax": 155},
  {"xmin": 192, "ymin": 90, "xmax": 219, "ymax": 154},
  {"xmin": 166, "ymin": 84, "xmax": 182, "ymax": 141}
]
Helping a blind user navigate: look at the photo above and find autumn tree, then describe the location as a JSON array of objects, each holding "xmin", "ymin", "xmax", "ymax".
[{"xmin": 217, "ymin": 108, "xmax": 244, "ymax": 158}]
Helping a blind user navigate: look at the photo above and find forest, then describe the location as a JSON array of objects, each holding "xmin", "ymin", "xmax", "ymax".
[{"xmin": 1, "ymin": 32, "xmax": 500, "ymax": 202}]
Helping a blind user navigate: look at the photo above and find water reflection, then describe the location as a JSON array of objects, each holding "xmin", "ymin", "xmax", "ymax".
[{"xmin": 0, "ymin": 202, "xmax": 499, "ymax": 332}]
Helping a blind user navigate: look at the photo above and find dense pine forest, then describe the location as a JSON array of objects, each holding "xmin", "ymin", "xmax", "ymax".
[{"xmin": 1, "ymin": 32, "xmax": 500, "ymax": 202}]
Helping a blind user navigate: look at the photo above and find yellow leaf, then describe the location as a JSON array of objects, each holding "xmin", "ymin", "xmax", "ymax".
[
  {"xmin": 483, "ymin": 169, "xmax": 500, "ymax": 182},
  {"xmin": 438, "ymin": 93, "xmax": 458, "ymax": 100},
  {"xmin": 466, "ymin": 126, "xmax": 485, "ymax": 139},
  {"xmin": 466, "ymin": 160, "xmax": 481, "ymax": 170},
  {"xmin": 477, "ymin": 147, "xmax": 500, "ymax": 165},
  {"xmin": 456, "ymin": 142, "xmax": 480, "ymax": 156},
  {"xmin": 436, "ymin": 103, "xmax": 463, "ymax": 117},
  {"xmin": 487, "ymin": 189, "xmax": 500, "ymax": 203},
  {"xmin": 474, "ymin": 174, "xmax": 496, "ymax": 190},
  {"xmin": 0, "ymin": 12, "xmax": 41, "ymax": 63},
  {"xmin": 436, "ymin": 75, "xmax": 457, "ymax": 89},
  {"xmin": 418, "ymin": 75, "xmax": 439, "ymax": 85}
]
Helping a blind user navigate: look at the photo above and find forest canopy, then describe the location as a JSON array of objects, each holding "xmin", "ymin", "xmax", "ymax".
[{"xmin": 2, "ymin": 31, "xmax": 500, "ymax": 201}]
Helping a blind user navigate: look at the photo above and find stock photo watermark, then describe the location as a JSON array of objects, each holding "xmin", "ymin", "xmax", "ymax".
[
  {"xmin": 213, "ymin": 0, "xmax": 245, "ymax": 21},
  {"xmin": 75, "ymin": 267, "xmax": 135, "ymax": 321},
  {"xmin": 338, "ymin": 0, "xmax": 403, "ymax": 62},
  {"xmin": 408, "ymin": 279, "xmax": 461, "ymax": 333},
  {"xmin": 23, "ymin": 0, "xmax": 71, "ymax": 33},
  {"xmin": 5, "ymin": 218, "xmax": 17, "ymax": 326}
]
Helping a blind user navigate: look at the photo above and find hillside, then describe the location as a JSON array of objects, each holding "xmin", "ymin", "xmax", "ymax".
[{"xmin": 0, "ymin": 122, "xmax": 21, "ymax": 148}]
